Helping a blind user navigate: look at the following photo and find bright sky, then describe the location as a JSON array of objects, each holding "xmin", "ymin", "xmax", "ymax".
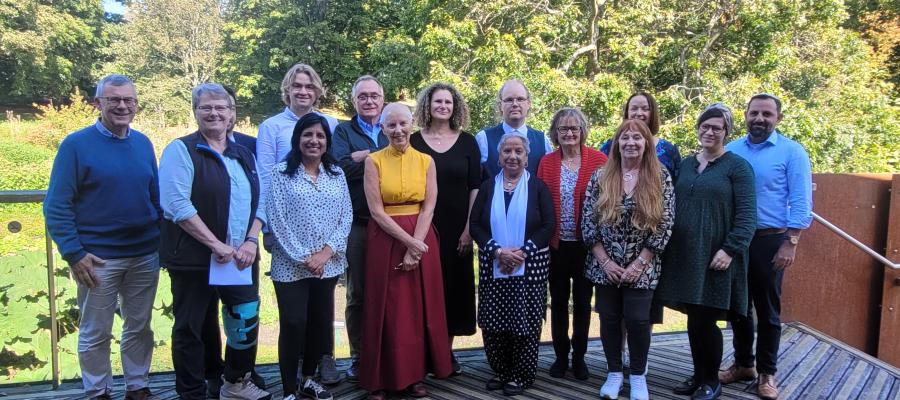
[{"xmin": 103, "ymin": 0, "xmax": 125, "ymax": 15}]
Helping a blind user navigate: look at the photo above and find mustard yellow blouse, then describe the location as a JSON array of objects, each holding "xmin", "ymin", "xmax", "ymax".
[{"xmin": 369, "ymin": 145, "xmax": 432, "ymax": 216}]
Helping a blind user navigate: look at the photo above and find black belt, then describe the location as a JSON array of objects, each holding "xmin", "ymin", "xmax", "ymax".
[{"xmin": 755, "ymin": 228, "xmax": 787, "ymax": 237}]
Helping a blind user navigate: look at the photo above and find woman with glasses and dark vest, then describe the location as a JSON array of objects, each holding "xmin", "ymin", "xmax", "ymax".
[{"xmin": 159, "ymin": 83, "xmax": 269, "ymax": 400}]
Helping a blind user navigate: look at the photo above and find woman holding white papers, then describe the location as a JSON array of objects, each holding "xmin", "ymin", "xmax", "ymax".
[
  {"xmin": 158, "ymin": 83, "xmax": 269, "ymax": 400},
  {"xmin": 264, "ymin": 113, "xmax": 351, "ymax": 400},
  {"xmin": 581, "ymin": 119, "xmax": 675, "ymax": 400},
  {"xmin": 469, "ymin": 132, "xmax": 555, "ymax": 396}
]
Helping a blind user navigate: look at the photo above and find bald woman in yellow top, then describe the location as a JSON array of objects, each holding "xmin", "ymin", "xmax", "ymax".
[{"xmin": 358, "ymin": 103, "xmax": 452, "ymax": 400}]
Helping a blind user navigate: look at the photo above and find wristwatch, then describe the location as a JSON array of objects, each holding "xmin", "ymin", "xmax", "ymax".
[
  {"xmin": 245, "ymin": 236, "xmax": 259, "ymax": 245},
  {"xmin": 787, "ymin": 235, "xmax": 800, "ymax": 245}
]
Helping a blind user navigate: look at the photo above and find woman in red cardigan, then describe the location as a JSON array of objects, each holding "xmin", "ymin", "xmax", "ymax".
[{"xmin": 536, "ymin": 108, "xmax": 607, "ymax": 380}]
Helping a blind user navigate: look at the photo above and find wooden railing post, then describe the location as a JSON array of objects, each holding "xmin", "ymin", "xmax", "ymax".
[{"xmin": 879, "ymin": 174, "xmax": 900, "ymax": 368}]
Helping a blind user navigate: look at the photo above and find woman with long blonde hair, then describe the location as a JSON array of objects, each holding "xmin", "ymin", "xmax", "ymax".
[{"xmin": 581, "ymin": 119, "xmax": 675, "ymax": 400}]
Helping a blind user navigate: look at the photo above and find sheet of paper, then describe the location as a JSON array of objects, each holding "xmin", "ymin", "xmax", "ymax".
[
  {"xmin": 492, "ymin": 260, "xmax": 525, "ymax": 279},
  {"xmin": 209, "ymin": 255, "xmax": 252, "ymax": 285}
]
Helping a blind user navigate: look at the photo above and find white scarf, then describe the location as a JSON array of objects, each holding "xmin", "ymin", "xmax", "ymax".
[{"xmin": 490, "ymin": 170, "xmax": 529, "ymax": 278}]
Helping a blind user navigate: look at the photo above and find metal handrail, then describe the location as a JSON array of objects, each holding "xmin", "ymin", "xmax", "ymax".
[
  {"xmin": 813, "ymin": 211, "xmax": 900, "ymax": 270},
  {"xmin": 0, "ymin": 190, "xmax": 59, "ymax": 388}
]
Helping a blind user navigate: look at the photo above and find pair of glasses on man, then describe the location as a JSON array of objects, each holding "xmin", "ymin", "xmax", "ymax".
[
  {"xmin": 97, "ymin": 97, "xmax": 137, "ymax": 106},
  {"xmin": 195, "ymin": 105, "xmax": 235, "ymax": 114}
]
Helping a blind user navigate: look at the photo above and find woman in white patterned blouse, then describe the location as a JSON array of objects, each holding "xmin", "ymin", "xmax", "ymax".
[{"xmin": 264, "ymin": 113, "xmax": 352, "ymax": 400}]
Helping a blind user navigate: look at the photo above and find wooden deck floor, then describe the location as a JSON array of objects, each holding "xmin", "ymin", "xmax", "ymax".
[{"xmin": 2, "ymin": 323, "xmax": 898, "ymax": 399}]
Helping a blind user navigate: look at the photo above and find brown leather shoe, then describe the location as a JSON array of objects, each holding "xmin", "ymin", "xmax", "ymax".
[
  {"xmin": 406, "ymin": 382, "xmax": 428, "ymax": 398},
  {"xmin": 757, "ymin": 373, "xmax": 779, "ymax": 399},
  {"xmin": 718, "ymin": 363, "xmax": 758, "ymax": 384},
  {"xmin": 124, "ymin": 387, "xmax": 152, "ymax": 400}
]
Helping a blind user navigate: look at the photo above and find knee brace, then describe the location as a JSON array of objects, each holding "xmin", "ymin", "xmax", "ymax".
[{"xmin": 221, "ymin": 300, "xmax": 260, "ymax": 350}]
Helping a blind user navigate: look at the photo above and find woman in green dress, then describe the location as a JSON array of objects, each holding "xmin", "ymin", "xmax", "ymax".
[{"xmin": 655, "ymin": 103, "xmax": 757, "ymax": 400}]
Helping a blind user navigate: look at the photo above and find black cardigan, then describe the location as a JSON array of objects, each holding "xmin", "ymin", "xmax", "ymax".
[{"xmin": 470, "ymin": 176, "xmax": 556, "ymax": 258}]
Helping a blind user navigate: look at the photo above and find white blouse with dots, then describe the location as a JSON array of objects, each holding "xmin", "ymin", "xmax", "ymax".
[{"xmin": 264, "ymin": 161, "xmax": 352, "ymax": 282}]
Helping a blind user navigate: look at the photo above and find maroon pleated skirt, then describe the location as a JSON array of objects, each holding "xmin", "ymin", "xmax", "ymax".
[{"xmin": 359, "ymin": 213, "xmax": 452, "ymax": 391}]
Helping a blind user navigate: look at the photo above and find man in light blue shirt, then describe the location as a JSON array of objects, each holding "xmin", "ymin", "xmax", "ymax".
[{"xmin": 720, "ymin": 93, "xmax": 812, "ymax": 400}]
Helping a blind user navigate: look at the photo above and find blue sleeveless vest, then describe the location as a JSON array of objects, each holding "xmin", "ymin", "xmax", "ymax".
[{"xmin": 483, "ymin": 123, "xmax": 547, "ymax": 179}]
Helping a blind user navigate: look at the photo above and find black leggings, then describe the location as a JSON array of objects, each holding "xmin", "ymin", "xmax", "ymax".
[
  {"xmin": 594, "ymin": 285, "xmax": 653, "ymax": 375},
  {"xmin": 273, "ymin": 277, "xmax": 338, "ymax": 394},
  {"xmin": 686, "ymin": 304, "xmax": 724, "ymax": 387}
]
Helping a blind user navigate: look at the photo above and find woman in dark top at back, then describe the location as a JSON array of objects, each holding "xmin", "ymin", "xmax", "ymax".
[
  {"xmin": 600, "ymin": 91, "xmax": 681, "ymax": 179},
  {"xmin": 410, "ymin": 82, "xmax": 481, "ymax": 375}
]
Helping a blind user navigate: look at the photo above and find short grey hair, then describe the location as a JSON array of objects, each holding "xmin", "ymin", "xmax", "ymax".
[
  {"xmin": 351, "ymin": 75, "xmax": 383, "ymax": 98},
  {"xmin": 95, "ymin": 74, "xmax": 135, "ymax": 98},
  {"xmin": 497, "ymin": 132, "xmax": 530, "ymax": 155},
  {"xmin": 192, "ymin": 83, "xmax": 230, "ymax": 109}
]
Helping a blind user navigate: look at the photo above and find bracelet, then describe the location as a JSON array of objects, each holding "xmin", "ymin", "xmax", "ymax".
[
  {"xmin": 244, "ymin": 236, "xmax": 259, "ymax": 245},
  {"xmin": 600, "ymin": 258, "xmax": 611, "ymax": 269},
  {"xmin": 637, "ymin": 255, "xmax": 650, "ymax": 267}
]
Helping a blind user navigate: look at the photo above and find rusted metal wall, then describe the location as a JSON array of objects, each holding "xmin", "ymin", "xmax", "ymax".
[
  {"xmin": 782, "ymin": 174, "xmax": 893, "ymax": 356},
  {"xmin": 879, "ymin": 175, "xmax": 900, "ymax": 367}
]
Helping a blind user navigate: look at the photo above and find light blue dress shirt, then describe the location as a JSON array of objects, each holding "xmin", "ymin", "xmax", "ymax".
[
  {"xmin": 726, "ymin": 131, "xmax": 813, "ymax": 230},
  {"xmin": 159, "ymin": 140, "xmax": 256, "ymax": 246},
  {"xmin": 356, "ymin": 115, "xmax": 381, "ymax": 146},
  {"xmin": 94, "ymin": 119, "xmax": 132, "ymax": 139}
]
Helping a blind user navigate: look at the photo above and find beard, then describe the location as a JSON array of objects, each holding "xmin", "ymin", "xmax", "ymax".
[{"xmin": 748, "ymin": 123, "xmax": 771, "ymax": 138}]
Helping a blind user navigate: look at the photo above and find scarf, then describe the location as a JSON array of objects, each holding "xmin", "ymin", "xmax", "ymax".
[{"xmin": 490, "ymin": 170, "xmax": 529, "ymax": 278}]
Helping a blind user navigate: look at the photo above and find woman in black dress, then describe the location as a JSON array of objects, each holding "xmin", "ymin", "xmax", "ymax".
[{"xmin": 410, "ymin": 82, "xmax": 481, "ymax": 375}]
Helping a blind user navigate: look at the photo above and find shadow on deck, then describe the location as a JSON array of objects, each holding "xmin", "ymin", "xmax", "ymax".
[{"xmin": 2, "ymin": 323, "xmax": 899, "ymax": 400}]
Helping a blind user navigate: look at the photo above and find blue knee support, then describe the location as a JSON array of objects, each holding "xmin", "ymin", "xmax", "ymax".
[{"xmin": 221, "ymin": 300, "xmax": 259, "ymax": 350}]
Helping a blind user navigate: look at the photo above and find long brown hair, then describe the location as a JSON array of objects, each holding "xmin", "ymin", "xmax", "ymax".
[{"xmin": 594, "ymin": 119, "xmax": 665, "ymax": 232}]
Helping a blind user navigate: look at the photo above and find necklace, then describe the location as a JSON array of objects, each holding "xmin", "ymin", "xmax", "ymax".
[
  {"xmin": 562, "ymin": 155, "xmax": 580, "ymax": 170},
  {"xmin": 623, "ymin": 168, "xmax": 639, "ymax": 182},
  {"xmin": 503, "ymin": 175, "xmax": 520, "ymax": 191}
]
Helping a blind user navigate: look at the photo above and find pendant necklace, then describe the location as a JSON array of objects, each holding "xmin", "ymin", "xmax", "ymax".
[{"xmin": 623, "ymin": 168, "xmax": 639, "ymax": 182}]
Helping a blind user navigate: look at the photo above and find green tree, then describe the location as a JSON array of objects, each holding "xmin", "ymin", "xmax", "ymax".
[{"xmin": 0, "ymin": 0, "xmax": 109, "ymax": 102}]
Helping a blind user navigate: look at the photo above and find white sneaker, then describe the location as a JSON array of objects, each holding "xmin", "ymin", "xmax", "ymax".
[
  {"xmin": 600, "ymin": 372, "xmax": 624, "ymax": 399},
  {"xmin": 219, "ymin": 373, "xmax": 272, "ymax": 400},
  {"xmin": 629, "ymin": 373, "xmax": 649, "ymax": 400},
  {"xmin": 297, "ymin": 377, "xmax": 333, "ymax": 400}
]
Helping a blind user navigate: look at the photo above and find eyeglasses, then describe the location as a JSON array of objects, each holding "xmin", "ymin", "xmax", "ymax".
[
  {"xmin": 98, "ymin": 97, "xmax": 137, "ymax": 106},
  {"xmin": 356, "ymin": 94, "xmax": 382, "ymax": 102},
  {"xmin": 195, "ymin": 105, "xmax": 234, "ymax": 114},
  {"xmin": 556, "ymin": 126, "xmax": 581, "ymax": 133},
  {"xmin": 502, "ymin": 97, "xmax": 529, "ymax": 104},
  {"xmin": 699, "ymin": 124, "xmax": 725, "ymax": 134}
]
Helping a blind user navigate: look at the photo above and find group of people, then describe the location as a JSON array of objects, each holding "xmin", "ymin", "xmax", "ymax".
[{"xmin": 43, "ymin": 62, "xmax": 812, "ymax": 400}]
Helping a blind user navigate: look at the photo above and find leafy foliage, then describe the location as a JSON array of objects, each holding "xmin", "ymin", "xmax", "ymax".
[{"xmin": 0, "ymin": 0, "xmax": 110, "ymax": 102}]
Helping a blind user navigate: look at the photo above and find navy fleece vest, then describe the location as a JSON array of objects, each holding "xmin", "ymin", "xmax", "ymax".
[
  {"xmin": 483, "ymin": 124, "xmax": 547, "ymax": 178},
  {"xmin": 159, "ymin": 132, "xmax": 260, "ymax": 271}
]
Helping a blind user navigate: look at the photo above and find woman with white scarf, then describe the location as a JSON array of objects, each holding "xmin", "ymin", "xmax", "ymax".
[{"xmin": 470, "ymin": 133, "xmax": 555, "ymax": 397}]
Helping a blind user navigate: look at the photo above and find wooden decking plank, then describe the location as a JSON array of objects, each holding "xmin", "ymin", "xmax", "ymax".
[
  {"xmin": 780, "ymin": 340, "xmax": 833, "ymax": 398},
  {"xmin": 796, "ymin": 347, "xmax": 852, "ymax": 399},
  {"xmin": 7, "ymin": 324, "xmax": 900, "ymax": 399},
  {"xmin": 834, "ymin": 359, "xmax": 875, "ymax": 399}
]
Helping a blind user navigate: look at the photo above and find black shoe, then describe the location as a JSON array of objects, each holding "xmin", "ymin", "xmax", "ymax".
[
  {"xmin": 251, "ymin": 369, "xmax": 267, "ymax": 390},
  {"xmin": 450, "ymin": 352, "xmax": 463, "ymax": 376},
  {"xmin": 502, "ymin": 381, "xmax": 524, "ymax": 396},
  {"xmin": 691, "ymin": 383, "xmax": 722, "ymax": 400},
  {"xmin": 91, "ymin": 394, "xmax": 112, "ymax": 400},
  {"xmin": 207, "ymin": 376, "xmax": 222, "ymax": 399},
  {"xmin": 572, "ymin": 357, "xmax": 589, "ymax": 380},
  {"xmin": 486, "ymin": 377, "xmax": 505, "ymax": 391},
  {"xmin": 673, "ymin": 376, "xmax": 700, "ymax": 395},
  {"xmin": 548, "ymin": 358, "xmax": 567, "ymax": 378}
]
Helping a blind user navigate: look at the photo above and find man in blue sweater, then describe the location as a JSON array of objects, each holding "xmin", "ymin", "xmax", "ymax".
[{"xmin": 44, "ymin": 75, "xmax": 161, "ymax": 400}]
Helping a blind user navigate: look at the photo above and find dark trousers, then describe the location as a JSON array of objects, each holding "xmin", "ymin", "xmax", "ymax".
[
  {"xmin": 345, "ymin": 221, "xmax": 368, "ymax": 361},
  {"xmin": 273, "ymin": 277, "xmax": 338, "ymax": 394},
  {"xmin": 549, "ymin": 241, "xmax": 592, "ymax": 361},
  {"xmin": 482, "ymin": 330, "xmax": 541, "ymax": 386},
  {"xmin": 170, "ymin": 269, "xmax": 260, "ymax": 400},
  {"xmin": 731, "ymin": 233, "xmax": 785, "ymax": 375},
  {"xmin": 686, "ymin": 304, "xmax": 724, "ymax": 386},
  {"xmin": 200, "ymin": 293, "xmax": 262, "ymax": 384},
  {"xmin": 595, "ymin": 285, "xmax": 653, "ymax": 375}
]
